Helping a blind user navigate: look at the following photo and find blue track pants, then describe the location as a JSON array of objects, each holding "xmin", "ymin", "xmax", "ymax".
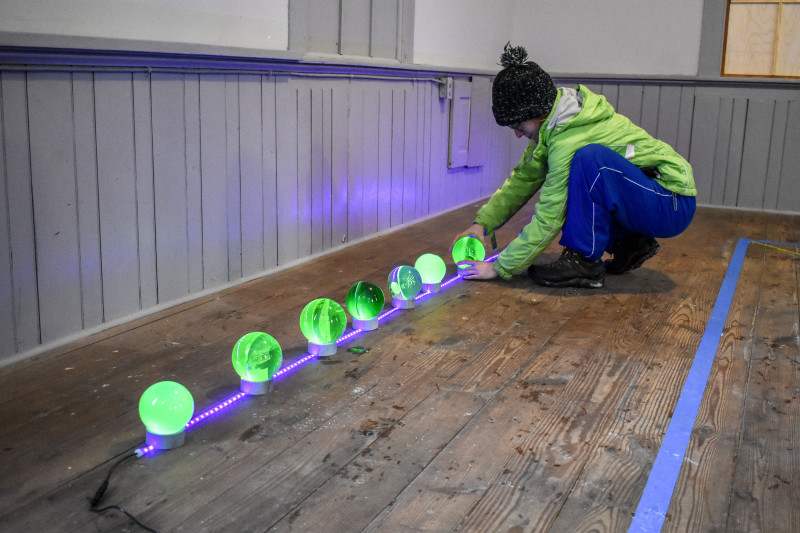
[{"xmin": 560, "ymin": 144, "xmax": 696, "ymax": 261}]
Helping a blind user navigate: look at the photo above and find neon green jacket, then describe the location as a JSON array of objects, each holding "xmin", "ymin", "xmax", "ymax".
[{"xmin": 475, "ymin": 85, "xmax": 696, "ymax": 280}]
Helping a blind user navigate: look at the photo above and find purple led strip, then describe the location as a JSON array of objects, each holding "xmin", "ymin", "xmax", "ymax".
[
  {"xmin": 135, "ymin": 392, "xmax": 248, "ymax": 456},
  {"xmin": 137, "ymin": 259, "xmax": 493, "ymax": 456},
  {"xmin": 336, "ymin": 328, "xmax": 362, "ymax": 344},
  {"xmin": 185, "ymin": 392, "xmax": 248, "ymax": 429},
  {"xmin": 136, "ymin": 445, "xmax": 155, "ymax": 456},
  {"xmin": 272, "ymin": 353, "xmax": 318, "ymax": 379}
]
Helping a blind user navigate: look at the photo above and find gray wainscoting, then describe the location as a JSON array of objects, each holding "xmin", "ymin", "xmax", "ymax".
[
  {"xmin": 0, "ymin": 68, "xmax": 517, "ymax": 363},
  {"xmin": 1, "ymin": 63, "xmax": 798, "ymax": 364}
]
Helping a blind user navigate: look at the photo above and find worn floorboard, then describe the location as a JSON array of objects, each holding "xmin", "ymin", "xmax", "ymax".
[{"xmin": 0, "ymin": 203, "xmax": 798, "ymax": 533}]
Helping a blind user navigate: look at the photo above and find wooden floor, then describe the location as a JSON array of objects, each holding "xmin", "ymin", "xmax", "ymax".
[{"xmin": 0, "ymin": 201, "xmax": 798, "ymax": 532}]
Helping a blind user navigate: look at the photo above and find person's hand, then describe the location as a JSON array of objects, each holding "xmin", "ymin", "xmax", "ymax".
[
  {"xmin": 451, "ymin": 223, "xmax": 487, "ymax": 250},
  {"xmin": 458, "ymin": 260, "xmax": 498, "ymax": 280}
]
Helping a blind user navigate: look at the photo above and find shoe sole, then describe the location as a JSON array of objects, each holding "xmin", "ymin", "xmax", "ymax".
[
  {"xmin": 605, "ymin": 242, "xmax": 660, "ymax": 275},
  {"xmin": 532, "ymin": 277, "xmax": 604, "ymax": 289}
]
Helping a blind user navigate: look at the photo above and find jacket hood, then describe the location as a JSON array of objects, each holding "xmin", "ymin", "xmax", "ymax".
[{"xmin": 542, "ymin": 86, "xmax": 615, "ymax": 141}]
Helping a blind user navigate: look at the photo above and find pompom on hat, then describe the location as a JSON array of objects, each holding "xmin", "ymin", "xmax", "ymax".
[{"xmin": 492, "ymin": 43, "xmax": 557, "ymax": 127}]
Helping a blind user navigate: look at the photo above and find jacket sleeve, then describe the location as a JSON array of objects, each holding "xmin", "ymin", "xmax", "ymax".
[
  {"xmin": 627, "ymin": 141, "xmax": 696, "ymax": 197},
  {"xmin": 489, "ymin": 145, "xmax": 571, "ymax": 279},
  {"xmin": 474, "ymin": 143, "xmax": 546, "ymax": 239}
]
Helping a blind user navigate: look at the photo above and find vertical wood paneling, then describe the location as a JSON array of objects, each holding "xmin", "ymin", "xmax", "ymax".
[
  {"xmin": 0, "ymin": 75, "xmax": 15, "ymax": 356},
  {"xmin": 617, "ymin": 85, "xmax": 643, "ymax": 126},
  {"xmin": 398, "ymin": 0, "xmax": 415, "ymax": 63},
  {"xmin": 738, "ymin": 99, "xmax": 776, "ymax": 208},
  {"xmin": 362, "ymin": 86, "xmax": 379, "ymax": 236},
  {"xmin": 331, "ymin": 80, "xmax": 349, "ymax": 246},
  {"xmin": 296, "ymin": 85, "xmax": 312, "ymax": 258},
  {"xmin": 723, "ymin": 99, "xmax": 749, "ymax": 206},
  {"xmin": 225, "ymin": 75, "xmax": 242, "ymax": 280},
  {"xmin": 27, "ymin": 72, "xmax": 83, "ymax": 343},
  {"xmin": 428, "ymin": 89, "xmax": 442, "ymax": 215},
  {"xmin": 390, "ymin": 88, "xmax": 405, "ymax": 227},
  {"xmin": 676, "ymin": 86, "xmax": 696, "ymax": 160},
  {"xmin": 71, "ymin": 73, "xmax": 103, "ymax": 328},
  {"xmin": 711, "ymin": 98, "xmax": 735, "ymax": 205},
  {"xmin": 601, "ymin": 84, "xmax": 619, "ymax": 109},
  {"xmin": 239, "ymin": 75, "xmax": 264, "ymax": 277},
  {"xmin": 340, "ymin": 0, "xmax": 372, "ymax": 57},
  {"xmin": 95, "ymin": 73, "xmax": 140, "ymax": 322},
  {"xmin": 132, "ymin": 73, "xmax": 157, "ymax": 309},
  {"xmin": 688, "ymin": 95, "xmax": 720, "ymax": 204},
  {"xmin": 199, "ymin": 75, "xmax": 229, "ymax": 289},
  {"xmin": 184, "ymin": 75, "xmax": 203, "ymax": 292},
  {"xmin": 444, "ymin": 130, "xmax": 460, "ymax": 207},
  {"xmin": 763, "ymin": 100, "xmax": 788, "ymax": 210},
  {"xmin": 416, "ymin": 82, "xmax": 429, "ymax": 219},
  {"xmin": 261, "ymin": 76, "xmax": 278, "ymax": 270},
  {"xmin": 377, "ymin": 87, "xmax": 392, "ymax": 231},
  {"xmin": 483, "ymin": 116, "xmax": 497, "ymax": 201},
  {"xmin": 0, "ymin": 203, "xmax": 11, "ymax": 354},
  {"xmin": 641, "ymin": 85, "xmax": 660, "ymax": 136},
  {"xmin": 777, "ymin": 100, "xmax": 800, "ymax": 212},
  {"xmin": 428, "ymin": 92, "xmax": 447, "ymax": 215},
  {"xmin": 1, "ymin": 72, "xmax": 40, "ymax": 354},
  {"xmin": 287, "ymin": 0, "xmax": 307, "ymax": 52},
  {"xmin": 323, "ymin": 86, "xmax": 335, "ymax": 250},
  {"xmin": 402, "ymin": 84, "xmax": 417, "ymax": 224},
  {"xmin": 448, "ymin": 79, "xmax": 471, "ymax": 168},
  {"xmin": 467, "ymin": 77, "xmax": 492, "ymax": 168},
  {"xmin": 305, "ymin": 1, "xmax": 340, "ymax": 55},
  {"xmin": 656, "ymin": 85, "xmax": 681, "ymax": 147},
  {"xmin": 151, "ymin": 73, "xmax": 189, "ymax": 303},
  {"xmin": 292, "ymin": 0, "xmax": 408, "ymax": 62},
  {"xmin": 371, "ymin": 0, "xmax": 399, "ymax": 59},
  {"xmin": 275, "ymin": 80, "xmax": 299, "ymax": 266},
  {"xmin": 310, "ymin": 87, "xmax": 324, "ymax": 254},
  {"xmin": 494, "ymin": 128, "xmax": 517, "ymax": 199},
  {"xmin": 443, "ymin": 90, "xmax": 458, "ymax": 205},
  {"xmin": 347, "ymin": 87, "xmax": 365, "ymax": 242}
]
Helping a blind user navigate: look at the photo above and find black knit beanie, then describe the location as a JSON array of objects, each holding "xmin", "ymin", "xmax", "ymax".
[{"xmin": 492, "ymin": 43, "xmax": 557, "ymax": 126}]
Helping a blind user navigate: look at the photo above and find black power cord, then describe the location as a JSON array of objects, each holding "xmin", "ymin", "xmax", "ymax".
[{"xmin": 88, "ymin": 450, "xmax": 160, "ymax": 533}]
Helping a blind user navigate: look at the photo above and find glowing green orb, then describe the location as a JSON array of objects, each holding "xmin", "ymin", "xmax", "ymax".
[
  {"xmin": 346, "ymin": 281, "xmax": 385, "ymax": 320},
  {"xmin": 232, "ymin": 332, "xmax": 283, "ymax": 383},
  {"xmin": 138, "ymin": 381, "xmax": 194, "ymax": 436},
  {"xmin": 299, "ymin": 298, "xmax": 347, "ymax": 344},
  {"xmin": 452, "ymin": 235, "xmax": 486, "ymax": 267},
  {"xmin": 414, "ymin": 253, "xmax": 447, "ymax": 284},
  {"xmin": 387, "ymin": 265, "xmax": 422, "ymax": 300}
]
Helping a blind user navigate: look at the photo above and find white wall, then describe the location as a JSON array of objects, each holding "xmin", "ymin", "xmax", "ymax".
[
  {"xmin": 413, "ymin": 0, "xmax": 517, "ymax": 71},
  {"xmin": 511, "ymin": 0, "xmax": 704, "ymax": 76},
  {"xmin": 0, "ymin": 0, "xmax": 288, "ymax": 50},
  {"xmin": 414, "ymin": 0, "xmax": 705, "ymax": 76},
  {"xmin": 1, "ymin": 0, "xmax": 704, "ymax": 75}
]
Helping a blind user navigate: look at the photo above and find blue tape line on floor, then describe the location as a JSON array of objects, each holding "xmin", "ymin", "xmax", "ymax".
[{"xmin": 628, "ymin": 238, "xmax": 751, "ymax": 532}]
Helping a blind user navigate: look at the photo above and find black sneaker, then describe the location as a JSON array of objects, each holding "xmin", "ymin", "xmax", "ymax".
[
  {"xmin": 529, "ymin": 248, "xmax": 605, "ymax": 288},
  {"xmin": 604, "ymin": 234, "xmax": 660, "ymax": 275}
]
